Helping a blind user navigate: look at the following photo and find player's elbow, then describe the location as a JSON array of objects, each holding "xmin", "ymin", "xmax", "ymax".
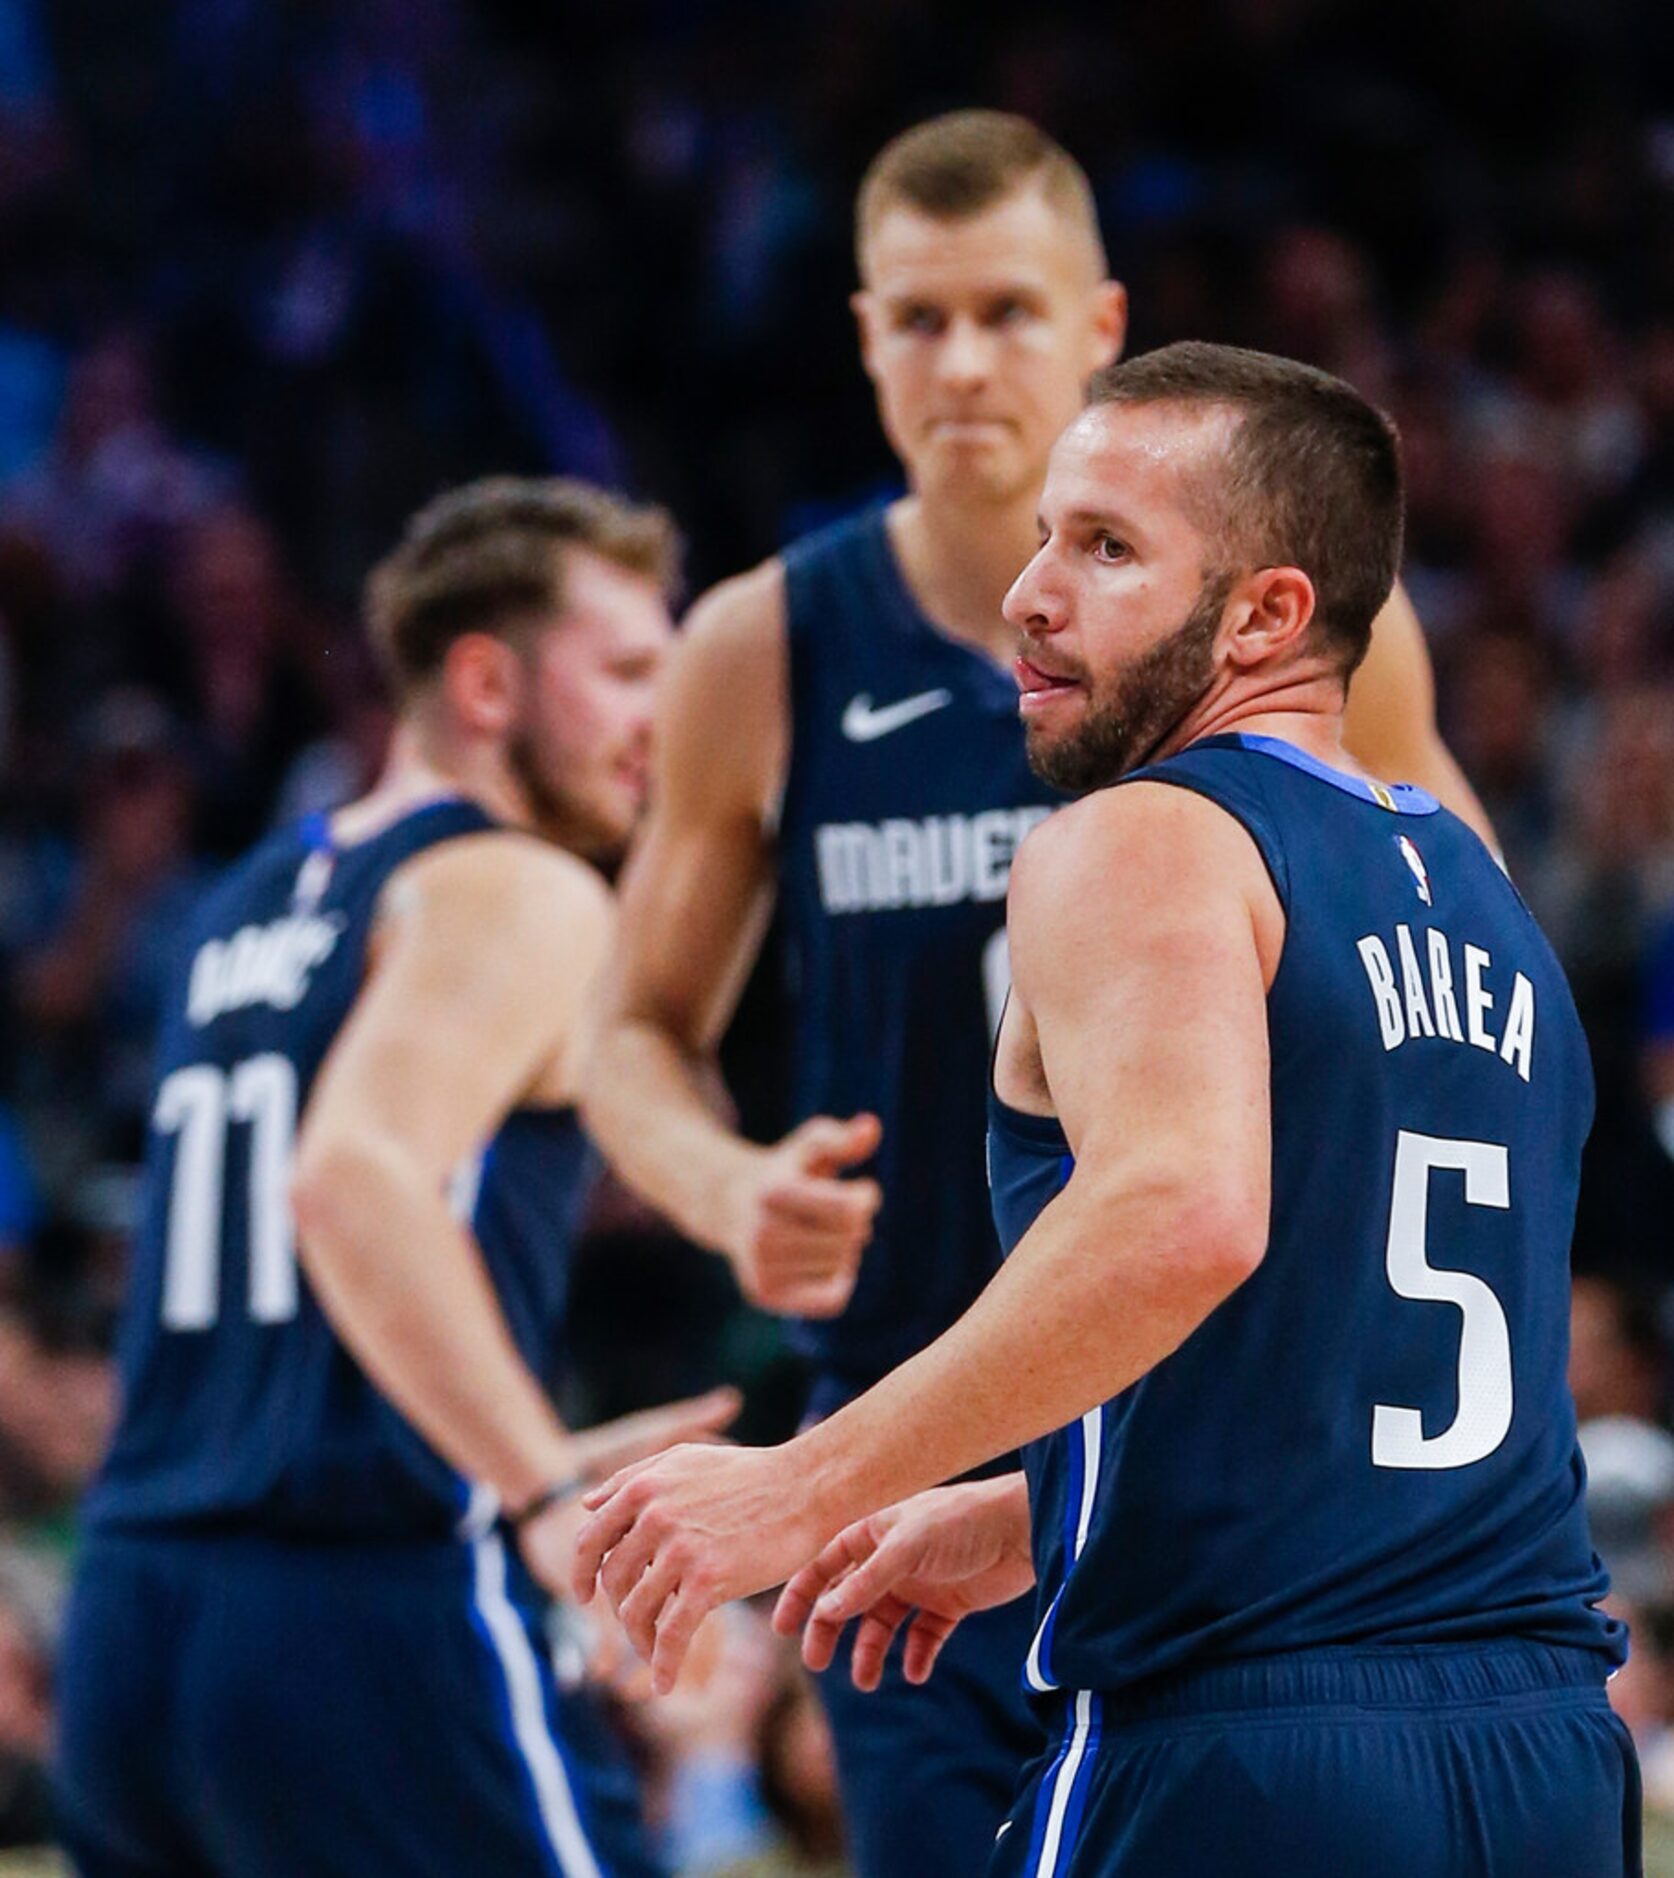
[
  {"xmin": 290, "ymin": 1129, "xmax": 404, "ymax": 1264},
  {"xmin": 1182, "ymin": 1188, "xmax": 1267, "ymax": 1294}
]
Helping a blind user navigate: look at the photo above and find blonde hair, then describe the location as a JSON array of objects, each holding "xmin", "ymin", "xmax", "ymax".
[
  {"xmin": 366, "ymin": 476, "xmax": 679, "ymax": 698},
  {"xmin": 855, "ymin": 110, "xmax": 1106, "ymax": 276}
]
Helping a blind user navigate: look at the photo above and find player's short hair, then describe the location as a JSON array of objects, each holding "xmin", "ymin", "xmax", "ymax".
[
  {"xmin": 1088, "ymin": 341, "xmax": 1403, "ymax": 676},
  {"xmin": 366, "ymin": 476, "xmax": 680, "ymax": 699},
  {"xmin": 855, "ymin": 110, "xmax": 1106, "ymax": 276}
]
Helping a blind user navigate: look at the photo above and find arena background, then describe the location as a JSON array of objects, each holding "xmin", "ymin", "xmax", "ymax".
[{"xmin": 2, "ymin": 0, "xmax": 1674, "ymax": 1869}]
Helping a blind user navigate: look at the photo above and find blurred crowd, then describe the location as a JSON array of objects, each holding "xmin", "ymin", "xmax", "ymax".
[{"xmin": 2, "ymin": 0, "xmax": 1674, "ymax": 1865}]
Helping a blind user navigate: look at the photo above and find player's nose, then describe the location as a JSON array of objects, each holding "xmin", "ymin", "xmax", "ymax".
[
  {"xmin": 934, "ymin": 314, "xmax": 993, "ymax": 389},
  {"xmin": 1003, "ymin": 543, "xmax": 1065, "ymax": 634}
]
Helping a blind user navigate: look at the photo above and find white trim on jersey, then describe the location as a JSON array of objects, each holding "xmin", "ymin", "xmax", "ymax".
[
  {"xmin": 1024, "ymin": 1406, "xmax": 1103, "ymax": 1694},
  {"xmin": 1033, "ymin": 1689, "xmax": 1096, "ymax": 1877},
  {"xmin": 469, "ymin": 1530, "xmax": 602, "ymax": 1878}
]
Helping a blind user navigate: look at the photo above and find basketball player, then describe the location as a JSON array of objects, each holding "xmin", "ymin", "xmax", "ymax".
[
  {"xmin": 574, "ymin": 344, "xmax": 1635, "ymax": 1876},
  {"xmin": 579, "ymin": 111, "xmax": 1494, "ymax": 1876},
  {"xmin": 53, "ymin": 478, "xmax": 738, "ymax": 1878}
]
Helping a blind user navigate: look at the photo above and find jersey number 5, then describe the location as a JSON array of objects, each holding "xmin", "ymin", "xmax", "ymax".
[
  {"xmin": 1372, "ymin": 1129, "xmax": 1513, "ymax": 1471},
  {"xmin": 152, "ymin": 1055, "xmax": 300, "ymax": 1330}
]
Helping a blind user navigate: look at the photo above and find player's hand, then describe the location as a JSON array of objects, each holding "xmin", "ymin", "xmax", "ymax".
[
  {"xmin": 515, "ymin": 1386, "xmax": 742, "ymax": 1609},
  {"xmin": 772, "ymin": 1476, "xmax": 1036, "ymax": 1690},
  {"xmin": 571, "ymin": 1441, "xmax": 826, "ymax": 1694},
  {"xmin": 720, "ymin": 1112, "xmax": 883, "ymax": 1317}
]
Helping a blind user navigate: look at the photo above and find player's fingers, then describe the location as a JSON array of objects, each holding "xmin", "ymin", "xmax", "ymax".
[
  {"xmin": 580, "ymin": 1451, "xmax": 659, "ymax": 1511},
  {"xmin": 902, "ymin": 1610, "xmax": 959, "ymax": 1685},
  {"xmin": 792, "ymin": 1111, "xmax": 883, "ymax": 1175},
  {"xmin": 811, "ymin": 1539, "xmax": 913, "ymax": 1626},
  {"xmin": 617, "ymin": 1550, "xmax": 684, "ymax": 1663},
  {"xmin": 797, "ymin": 1605, "xmax": 847, "ymax": 1674},
  {"xmin": 774, "ymin": 1525, "xmax": 877, "ymax": 1633},
  {"xmin": 753, "ymin": 1221, "xmax": 867, "ymax": 1273},
  {"xmin": 651, "ymin": 1583, "xmax": 713, "ymax": 1695},
  {"xmin": 772, "ymin": 1270, "xmax": 861, "ymax": 1319},
  {"xmin": 571, "ymin": 1480, "xmax": 654, "ymax": 1600},
  {"xmin": 762, "ymin": 1177, "xmax": 880, "ymax": 1235},
  {"xmin": 850, "ymin": 1598, "xmax": 913, "ymax": 1692}
]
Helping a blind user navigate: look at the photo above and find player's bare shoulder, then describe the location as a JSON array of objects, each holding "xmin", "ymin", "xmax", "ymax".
[
  {"xmin": 1008, "ymin": 780, "xmax": 1283, "ymax": 980},
  {"xmin": 664, "ymin": 556, "xmax": 789, "ymax": 822},
  {"xmin": 380, "ymin": 829, "xmax": 612, "ymax": 973}
]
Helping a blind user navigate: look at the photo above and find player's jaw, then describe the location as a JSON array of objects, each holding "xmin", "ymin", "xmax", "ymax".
[
  {"xmin": 503, "ymin": 569, "xmax": 670, "ymax": 859},
  {"xmin": 1013, "ymin": 574, "xmax": 1230, "ymax": 793}
]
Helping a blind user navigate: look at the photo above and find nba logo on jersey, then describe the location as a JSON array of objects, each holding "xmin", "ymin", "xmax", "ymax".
[{"xmin": 1397, "ymin": 833, "xmax": 1432, "ymax": 906}]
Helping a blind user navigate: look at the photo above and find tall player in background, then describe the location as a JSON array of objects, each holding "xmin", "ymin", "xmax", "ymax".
[
  {"xmin": 581, "ymin": 111, "xmax": 1493, "ymax": 1876},
  {"xmin": 54, "ymin": 479, "xmax": 736, "ymax": 1878},
  {"xmin": 578, "ymin": 344, "xmax": 1634, "ymax": 1877}
]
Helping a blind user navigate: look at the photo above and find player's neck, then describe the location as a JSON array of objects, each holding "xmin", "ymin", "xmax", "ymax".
[
  {"xmin": 885, "ymin": 491, "xmax": 1038, "ymax": 667},
  {"xmin": 1159, "ymin": 670, "xmax": 1365, "ymax": 779},
  {"xmin": 331, "ymin": 720, "xmax": 534, "ymax": 845}
]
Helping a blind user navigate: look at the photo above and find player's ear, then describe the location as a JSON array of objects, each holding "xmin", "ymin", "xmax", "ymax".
[
  {"xmin": 1087, "ymin": 279, "xmax": 1127, "ymax": 375},
  {"xmin": 1224, "ymin": 566, "xmax": 1317, "ymax": 670},
  {"xmin": 442, "ymin": 632, "xmax": 522, "ymax": 736},
  {"xmin": 851, "ymin": 290, "xmax": 882, "ymax": 381}
]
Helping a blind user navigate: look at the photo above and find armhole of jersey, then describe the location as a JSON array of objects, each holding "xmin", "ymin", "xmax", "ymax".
[{"xmin": 772, "ymin": 549, "xmax": 813, "ymax": 843}]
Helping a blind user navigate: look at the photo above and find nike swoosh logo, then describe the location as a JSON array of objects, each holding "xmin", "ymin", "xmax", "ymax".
[{"xmin": 841, "ymin": 689, "xmax": 953, "ymax": 742}]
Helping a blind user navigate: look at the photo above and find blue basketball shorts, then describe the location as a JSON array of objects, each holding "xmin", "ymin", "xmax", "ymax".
[
  {"xmin": 990, "ymin": 1641, "xmax": 1640, "ymax": 1878},
  {"xmin": 54, "ymin": 1526, "xmax": 662, "ymax": 1878},
  {"xmin": 815, "ymin": 1591, "xmax": 1044, "ymax": 1878}
]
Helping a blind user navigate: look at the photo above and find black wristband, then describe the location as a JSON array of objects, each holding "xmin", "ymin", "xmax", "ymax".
[{"xmin": 505, "ymin": 1475, "xmax": 588, "ymax": 1528}]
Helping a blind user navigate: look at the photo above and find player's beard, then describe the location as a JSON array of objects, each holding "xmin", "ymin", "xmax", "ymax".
[
  {"xmin": 505, "ymin": 715, "xmax": 610, "ymax": 857},
  {"xmin": 1025, "ymin": 571, "xmax": 1233, "ymax": 793}
]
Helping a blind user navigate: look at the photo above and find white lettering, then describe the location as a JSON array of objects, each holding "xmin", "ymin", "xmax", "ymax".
[
  {"xmin": 1357, "ymin": 936, "xmax": 1405, "ymax": 1050},
  {"xmin": 925, "ymin": 816, "xmax": 969, "ymax": 905},
  {"xmin": 1426, "ymin": 928, "xmax": 1464, "ymax": 1042},
  {"xmin": 1396, "ymin": 924, "xmax": 1437, "ymax": 1039},
  {"xmin": 881, "ymin": 819, "xmax": 920, "ymax": 910},
  {"xmin": 1464, "ymin": 944, "xmax": 1496, "ymax": 1052},
  {"xmin": 1500, "ymin": 972, "xmax": 1535, "ymax": 1083},
  {"xmin": 971, "ymin": 812, "xmax": 1013, "ymax": 902},
  {"xmin": 185, "ymin": 914, "xmax": 343, "ymax": 1028},
  {"xmin": 813, "ymin": 809, "xmax": 1052, "ymax": 915}
]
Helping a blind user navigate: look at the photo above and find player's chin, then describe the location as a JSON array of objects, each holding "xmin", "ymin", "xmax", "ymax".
[{"xmin": 916, "ymin": 440, "xmax": 1026, "ymax": 502}]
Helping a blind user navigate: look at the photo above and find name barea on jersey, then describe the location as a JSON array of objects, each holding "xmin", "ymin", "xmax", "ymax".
[
  {"xmin": 988, "ymin": 734, "xmax": 1623, "ymax": 1699},
  {"xmin": 85, "ymin": 800, "xmax": 596, "ymax": 1542}
]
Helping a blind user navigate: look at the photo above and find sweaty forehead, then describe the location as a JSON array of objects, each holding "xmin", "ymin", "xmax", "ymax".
[
  {"xmin": 1048, "ymin": 403, "xmax": 1236, "ymax": 530},
  {"xmin": 861, "ymin": 187, "xmax": 1101, "ymax": 294}
]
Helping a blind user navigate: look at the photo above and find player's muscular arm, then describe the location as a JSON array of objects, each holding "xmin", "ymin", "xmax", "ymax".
[
  {"xmin": 291, "ymin": 836, "xmax": 732, "ymax": 1516},
  {"xmin": 580, "ymin": 564, "xmax": 881, "ymax": 1317},
  {"xmin": 794, "ymin": 786, "xmax": 1274, "ymax": 1501},
  {"xmin": 573, "ymin": 788, "xmax": 1278, "ymax": 1684},
  {"xmin": 1346, "ymin": 583, "xmax": 1497, "ymax": 849}
]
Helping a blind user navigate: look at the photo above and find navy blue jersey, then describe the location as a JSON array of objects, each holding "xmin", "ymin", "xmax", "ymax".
[
  {"xmin": 86, "ymin": 800, "xmax": 596, "ymax": 1541},
  {"xmin": 989, "ymin": 733, "xmax": 1623, "ymax": 1695},
  {"xmin": 778, "ymin": 506, "xmax": 1060, "ymax": 1392}
]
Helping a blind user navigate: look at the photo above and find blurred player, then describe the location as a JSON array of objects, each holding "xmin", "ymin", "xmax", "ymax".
[
  {"xmin": 53, "ymin": 477, "xmax": 738, "ymax": 1878},
  {"xmin": 576, "ymin": 344, "xmax": 1636, "ymax": 1876},
  {"xmin": 580, "ymin": 110, "xmax": 1493, "ymax": 1876}
]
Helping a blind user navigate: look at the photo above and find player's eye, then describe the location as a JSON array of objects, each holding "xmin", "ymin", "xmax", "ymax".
[
  {"xmin": 1092, "ymin": 533, "xmax": 1129, "ymax": 562},
  {"xmin": 989, "ymin": 298, "xmax": 1030, "ymax": 328},
  {"xmin": 897, "ymin": 305, "xmax": 944, "ymax": 336}
]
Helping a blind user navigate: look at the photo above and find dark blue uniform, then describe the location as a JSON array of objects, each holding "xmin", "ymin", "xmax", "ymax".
[
  {"xmin": 988, "ymin": 734, "xmax": 1638, "ymax": 1878},
  {"xmin": 56, "ymin": 801, "xmax": 660, "ymax": 1878},
  {"xmin": 779, "ymin": 507, "xmax": 1054, "ymax": 1874}
]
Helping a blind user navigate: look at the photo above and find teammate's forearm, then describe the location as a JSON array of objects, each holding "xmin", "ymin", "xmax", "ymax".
[
  {"xmin": 794, "ymin": 1168, "xmax": 1261, "ymax": 1532},
  {"xmin": 580, "ymin": 1017, "xmax": 758, "ymax": 1253},
  {"xmin": 292, "ymin": 1138, "xmax": 570, "ymax": 1507}
]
